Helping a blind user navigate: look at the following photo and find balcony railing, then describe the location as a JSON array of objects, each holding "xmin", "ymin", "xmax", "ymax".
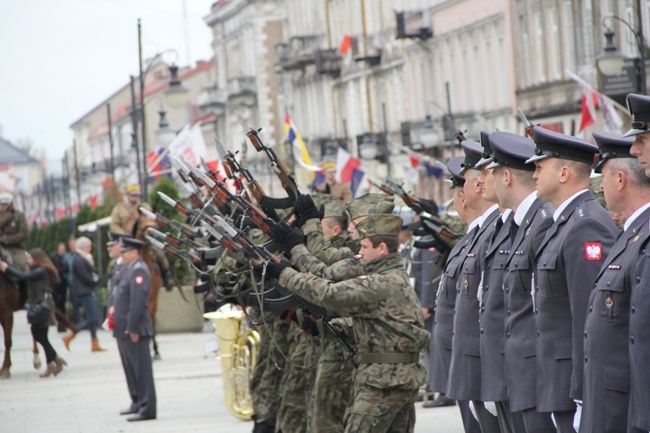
[
  {"xmin": 198, "ymin": 85, "xmax": 227, "ymax": 109},
  {"xmin": 315, "ymin": 49, "xmax": 342, "ymax": 77},
  {"xmin": 276, "ymin": 35, "xmax": 323, "ymax": 71},
  {"xmin": 227, "ymin": 76, "xmax": 257, "ymax": 97}
]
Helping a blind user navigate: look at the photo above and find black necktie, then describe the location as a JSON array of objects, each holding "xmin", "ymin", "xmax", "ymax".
[{"xmin": 510, "ymin": 220, "xmax": 519, "ymax": 240}]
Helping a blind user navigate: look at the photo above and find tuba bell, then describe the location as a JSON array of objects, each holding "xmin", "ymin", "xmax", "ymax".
[{"xmin": 204, "ymin": 309, "xmax": 260, "ymax": 421}]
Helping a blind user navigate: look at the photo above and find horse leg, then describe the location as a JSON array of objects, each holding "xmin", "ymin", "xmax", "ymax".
[
  {"xmin": 1, "ymin": 312, "xmax": 13, "ymax": 379},
  {"xmin": 33, "ymin": 337, "xmax": 42, "ymax": 370}
]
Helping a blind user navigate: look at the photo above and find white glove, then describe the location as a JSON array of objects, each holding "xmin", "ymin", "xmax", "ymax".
[
  {"xmin": 468, "ymin": 401, "xmax": 479, "ymax": 422},
  {"xmin": 551, "ymin": 413, "xmax": 557, "ymax": 429},
  {"xmin": 573, "ymin": 400, "xmax": 583, "ymax": 432},
  {"xmin": 484, "ymin": 401, "xmax": 498, "ymax": 417}
]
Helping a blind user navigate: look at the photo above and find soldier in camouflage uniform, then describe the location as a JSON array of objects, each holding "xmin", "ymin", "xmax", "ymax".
[{"xmin": 258, "ymin": 214, "xmax": 430, "ymax": 433}]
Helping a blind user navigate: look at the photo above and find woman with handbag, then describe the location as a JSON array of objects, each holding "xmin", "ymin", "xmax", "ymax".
[{"xmin": 0, "ymin": 248, "xmax": 67, "ymax": 377}]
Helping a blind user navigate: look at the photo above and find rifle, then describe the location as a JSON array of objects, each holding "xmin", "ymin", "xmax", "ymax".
[
  {"xmin": 372, "ymin": 177, "xmax": 438, "ymax": 216},
  {"xmin": 180, "ymin": 162, "xmax": 279, "ymax": 234},
  {"xmin": 145, "ymin": 235, "xmax": 202, "ymax": 263},
  {"xmin": 237, "ymin": 113, "xmax": 299, "ymax": 207},
  {"xmin": 147, "ymin": 227, "xmax": 209, "ymax": 251},
  {"xmin": 518, "ymin": 107, "xmax": 535, "ymax": 140},
  {"xmin": 139, "ymin": 207, "xmax": 201, "ymax": 239},
  {"xmin": 208, "ymin": 215, "xmax": 280, "ymax": 263},
  {"xmin": 214, "ymin": 137, "xmax": 283, "ymax": 221}
]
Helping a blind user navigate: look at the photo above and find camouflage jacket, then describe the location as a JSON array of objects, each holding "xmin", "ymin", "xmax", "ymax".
[
  {"xmin": 290, "ymin": 244, "xmax": 364, "ymax": 281},
  {"xmin": 302, "ymin": 217, "xmax": 354, "ymax": 265},
  {"xmin": 279, "ymin": 253, "xmax": 429, "ymax": 390},
  {"xmin": 0, "ymin": 208, "xmax": 28, "ymax": 249}
]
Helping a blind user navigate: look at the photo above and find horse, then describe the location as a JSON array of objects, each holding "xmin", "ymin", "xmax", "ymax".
[
  {"xmin": 132, "ymin": 212, "xmax": 164, "ymax": 360},
  {"xmin": 0, "ymin": 264, "xmax": 44, "ymax": 378}
]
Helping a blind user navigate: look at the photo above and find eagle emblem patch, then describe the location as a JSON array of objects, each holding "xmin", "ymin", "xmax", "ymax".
[
  {"xmin": 584, "ymin": 242, "xmax": 603, "ymax": 261},
  {"xmin": 135, "ymin": 275, "xmax": 144, "ymax": 285}
]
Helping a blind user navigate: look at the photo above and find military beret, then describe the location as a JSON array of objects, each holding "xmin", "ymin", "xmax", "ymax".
[
  {"xmin": 459, "ymin": 140, "xmax": 484, "ymax": 173},
  {"xmin": 526, "ymin": 126, "xmax": 598, "ymax": 165},
  {"xmin": 445, "ymin": 156, "xmax": 466, "ymax": 189},
  {"xmin": 0, "ymin": 191, "xmax": 13, "ymax": 204},
  {"xmin": 344, "ymin": 193, "xmax": 395, "ymax": 221},
  {"xmin": 475, "ymin": 130, "xmax": 494, "ymax": 168},
  {"xmin": 593, "ymin": 131, "xmax": 635, "ymax": 173},
  {"xmin": 120, "ymin": 236, "xmax": 146, "ymax": 251},
  {"xmin": 624, "ymin": 93, "xmax": 650, "ymax": 137},
  {"xmin": 486, "ymin": 132, "xmax": 536, "ymax": 172},
  {"xmin": 354, "ymin": 214, "xmax": 403, "ymax": 240}
]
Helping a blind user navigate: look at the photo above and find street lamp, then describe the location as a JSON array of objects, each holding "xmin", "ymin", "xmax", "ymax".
[
  {"xmin": 155, "ymin": 109, "xmax": 177, "ymax": 147},
  {"xmin": 164, "ymin": 64, "xmax": 190, "ymax": 109},
  {"xmin": 596, "ymin": 8, "xmax": 647, "ymax": 94}
]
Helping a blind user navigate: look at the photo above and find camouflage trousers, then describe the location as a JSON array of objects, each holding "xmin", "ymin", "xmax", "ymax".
[
  {"xmin": 276, "ymin": 332, "xmax": 318, "ymax": 433},
  {"xmin": 251, "ymin": 316, "xmax": 291, "ymax": 426},
  {"xmin": 344, "ymin": 385, "xmax": 418, "ymax": 433},
  {"xmin": 310, "ymin": 342, "xmax": 354, "ymax": 433}
]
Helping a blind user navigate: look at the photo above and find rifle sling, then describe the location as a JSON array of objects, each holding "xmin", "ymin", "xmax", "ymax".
[
  {"xmin": 260, "ymin": 194, "xmax": 295, "ymax": 210},
  {"xmin": 356, "ymin": 352, "xmax": 419, "ymax": 364}
]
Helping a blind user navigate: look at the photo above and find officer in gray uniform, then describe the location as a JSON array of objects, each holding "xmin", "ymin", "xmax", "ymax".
[
  {"xmin": 447, "ymin": 139, "xmax": 501, "ymax": 433},
  {"xmin": 490, "ymin": 131, "xmax": 555, "ymax": 433},
  {"xmin": 580, "ymin": 132, "xmax": 650, "ymax": 433},
  {"xmin": 112, "ymin": 237, "xmax": 157, "ymax": 422},
  {"xmin": 526, "ymin": 126, "xmax": 617, "ymax": 432},
  {"xmin": 623, "ymin": 92, "xmax": 650, "ymax": 433},
  {"xmin": 427, "ymin": 157, "xmax": 477, "ymax": 421},
  {"xmin": 475, "ymin": 132, "xmax": 522, "ymax": 433}
]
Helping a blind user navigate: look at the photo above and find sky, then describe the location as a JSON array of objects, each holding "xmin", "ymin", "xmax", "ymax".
[{"xmin": 0, "ymin": 0, "xmax": 215, "ymax": 165}]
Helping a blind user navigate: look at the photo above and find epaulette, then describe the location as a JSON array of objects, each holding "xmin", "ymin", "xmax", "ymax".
[{"xmin": 133, "ymin": 260, "xmax": 147, "ymax": 270}]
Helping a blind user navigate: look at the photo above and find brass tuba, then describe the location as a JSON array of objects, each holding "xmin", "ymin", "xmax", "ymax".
[{"xmin": 204, "ymin": 309, "xmax": 260, "ymax": 421}]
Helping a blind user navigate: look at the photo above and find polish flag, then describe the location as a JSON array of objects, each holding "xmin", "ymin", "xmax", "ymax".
[
  {"xmin": 335, "ymin": 148, "xmax": 361, "ymax": 183},
  {"xmin": 340, "ymin": 34, "xmax": 352, "ymax": 54},
  {"xmin": 579, "ymin": 89, "xmax": 598, "ymax": 132}
]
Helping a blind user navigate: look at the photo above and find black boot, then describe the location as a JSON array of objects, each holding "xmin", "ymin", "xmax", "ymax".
[{"xmin": 162, "ymin": 268, "xmax": 175, "ymax": 291}]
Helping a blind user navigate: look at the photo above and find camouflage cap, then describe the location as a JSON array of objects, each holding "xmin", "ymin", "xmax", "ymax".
[
  {"xmin": 344, "ymin": 193, "xmax": 395, "ymax": 221},
  {"xmin": 354, "ymin": 214, "xmax": 403, "ymax": 240},
  {"xmin": 311, "ymin": 192, "xmax": 338, "ymax": 209},
  {"xmin": 323, "ymin": 199, "xmax": 346, "ymax": 218}
]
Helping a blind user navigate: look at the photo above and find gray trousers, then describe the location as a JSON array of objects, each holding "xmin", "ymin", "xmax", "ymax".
[{"xmin": 117, "ymin": 336, "xmax": 156, "ymax": 418}]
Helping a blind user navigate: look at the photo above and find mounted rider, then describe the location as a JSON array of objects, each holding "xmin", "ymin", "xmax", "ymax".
[
  {"xmin": 110, "ymin": 184, "xmax": 174, "ymax": 289},
  {"xmin": 0, "ymin": 192, "xmax": 29, "ymax": 271}
]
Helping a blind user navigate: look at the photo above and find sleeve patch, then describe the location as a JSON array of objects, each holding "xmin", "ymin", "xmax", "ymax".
[
  {"xmin": 585, "ymin": 242, "xmax": 603, "ymax": 261},
  {"xmin": 135, "ymin": 275, "xmax": 144, "ymax": 284},
  {"xmin": 357, "ymin": 275, "xmax": 368, "ymax": 280}
]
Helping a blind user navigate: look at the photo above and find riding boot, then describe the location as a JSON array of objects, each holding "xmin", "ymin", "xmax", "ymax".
[
  {"xmin": 91, "ymin": 338, "xmax": 107, "ymax": 352},
  {"xmin": 54, "ymin": 356, "xmax": 67, "ymax": 375},
  {"xmin": 62, "ymin": 331, "xmax": 76, "ymax": 351},
  {"xmin": 39, "ymin": 362, "xmax": 57, "ymax": 378},
  {"xmin": 162, "ymin": 267, "xmax": 174, "ymax": 291}
]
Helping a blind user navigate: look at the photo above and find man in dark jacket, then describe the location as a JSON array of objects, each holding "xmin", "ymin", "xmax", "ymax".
[
  {"xmin": 50, "ymin": 242, "xmax": 69, "ymax": 332},
  {"xmin": 113, "ymin": 236, "xmax": 156, "ymax": 422}
]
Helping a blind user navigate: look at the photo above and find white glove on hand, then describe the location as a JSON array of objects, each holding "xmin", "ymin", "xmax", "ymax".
[
  {"xmin": 468, "ymin": 401, "xmax": 479, "ymax": 422},
  {"xmin": 484, "ymin": 401, "xmax": 498, "ymax": 417},
  {"xmin": 573, "ymin": 400, "xmax": 583, "ymax": 432}
]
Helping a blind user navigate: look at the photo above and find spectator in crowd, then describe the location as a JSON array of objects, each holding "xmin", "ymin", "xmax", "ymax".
[
  {"xmin": 315, "ymin": 161, "xmax": 353, "ymax": 201},
  {"xmin": 50, "ymin": 242, "xmax": 69, "ymax": 332},
  {"xmin": 63, "ymin": 236, "xmax": 80, "ymax": 323}
]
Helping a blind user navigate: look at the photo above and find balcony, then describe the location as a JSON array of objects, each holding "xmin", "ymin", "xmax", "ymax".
[
  {"xmin": 227, "ymin": 76, "xmax": 257, "ymax": 107},
  {"xmin": 276, "ymin": 35, "xmax": 322, "ymax": 71},
  {"xmin": 315, "ymin": 49, "xmax": 342, "ymax": 77},
  {"xmin": 198, "ymin": 85, "xmax": 227, "ymax": 115}
]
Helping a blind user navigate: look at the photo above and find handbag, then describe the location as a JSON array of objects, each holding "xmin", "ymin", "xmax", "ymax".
[{"xmin": 27, "ymin": 299, "xmax": 52, "ymax": 325}]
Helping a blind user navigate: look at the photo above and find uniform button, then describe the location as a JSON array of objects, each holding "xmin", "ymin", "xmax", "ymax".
[
  {"xmin": 584, "ymin": 356, "xmax": 588, "ymax": 363},
  {"xmin": 606, "ymin": 281, "xmax": 611, "ymax": 286},
  {"xmin": 536, "ymin": 330, "xmax": 540, "ymax": 337},
  {"xmin": 584, "ymin": 331, "xmax": 588, "ymax": 338},
  {"xmin": 589, "ymin": 306, "xmax": 593, "ymax": 313},
  {"xmin": 505, "ymin": 288, "xmax": 509, "ymax": 294},
  {"xmin": 543, "ymin": 262, "xmax": 547, "ymax": 266},
  {"xmin": 453, "ymin": 309, "xmax": 456, "ymax": 314},
  {"xmin": 481, "ymin": 306, "xmax": 485, "ymax": 313},
  {"xmin": 506, "ymin": 332, "xmax": 511, "ymax": 338},
  {"xmin": 534, "ymin": 309, "xmax": 538, "ymax": 315},
  {"xmin": 636, "ymin": 276, "xmax": 641, "ymax": 283},
  {"xmin": 514, "ymin": 263, "xmax": 518, "ymax": 268},
  {"xmin": 632, "ymin": 306, "xmax": 636, "ymax": 314},
  {"xmin": 452, "ymin": 331, "xmax": 455, "ymax": 336},
  {"xmin": 433, "ymin": 320, "xmax": 437, "ymax": 324},
  {"xmin": 506, "ymin": 309, "xmax": 511, "ymax": 316},
  {"xmin": 631, "ymin": 336, "xmax": 635, "ymax": 344},
  {"xmin": 480, "ymin": 328, "xmax": 484, "ymax": 334}
]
